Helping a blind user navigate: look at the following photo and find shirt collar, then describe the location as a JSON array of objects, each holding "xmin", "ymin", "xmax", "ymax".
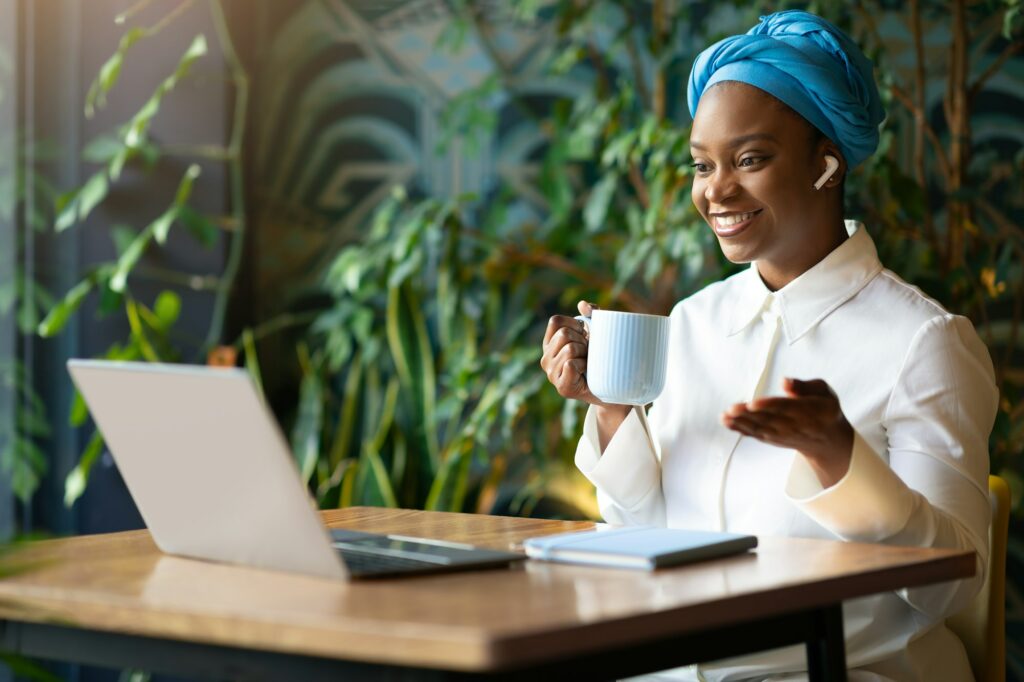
[{"xmin": 727, "ymin": 220, "xmax": 883, "ymax": 343}]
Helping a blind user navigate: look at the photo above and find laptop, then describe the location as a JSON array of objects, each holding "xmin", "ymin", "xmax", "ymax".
[{"xmin": 67, "ymin": 359, "xmax": 526, "ymax": 580}]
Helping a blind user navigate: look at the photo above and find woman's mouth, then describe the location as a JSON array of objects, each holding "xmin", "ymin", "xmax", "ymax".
[{"xmin": 712, "ymin": 209, "xmax": 762, "ymax": 237}]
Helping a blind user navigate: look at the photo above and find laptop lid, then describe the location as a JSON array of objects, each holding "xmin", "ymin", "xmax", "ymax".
[{"xmin": 67, "ymin": 360, "xmax": 348, "ymax": 581}]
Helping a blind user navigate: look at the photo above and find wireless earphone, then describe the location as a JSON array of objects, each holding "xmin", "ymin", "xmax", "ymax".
[{"xmin": 813, "ymin": 155, "xmax": 840, "ymax": 190}]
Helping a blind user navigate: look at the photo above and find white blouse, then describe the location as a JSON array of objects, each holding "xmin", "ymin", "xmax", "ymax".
[{"xmin": 575, "ymin": 221, "xmax": 998, "ymax": 682}]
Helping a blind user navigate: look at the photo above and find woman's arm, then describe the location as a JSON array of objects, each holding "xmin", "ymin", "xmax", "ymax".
[
  {"xmin": 575, "ymin": 403, "xmax": 667, "ymax": 526},
  {"xmin": 785, "ymin": 314, "xmax": 997, "ymax": 619},
  {"xmin": 541, "ymin": 302, "xmax": 668, "ymax": 526}
]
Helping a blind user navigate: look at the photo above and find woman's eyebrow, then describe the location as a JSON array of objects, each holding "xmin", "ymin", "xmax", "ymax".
[{"xmin": 690, "ymin": 133, "xmax": 779, "ymax": 151}]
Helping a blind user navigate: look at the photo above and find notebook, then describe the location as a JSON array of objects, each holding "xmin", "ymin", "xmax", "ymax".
[
  {"xmin": 524, "ymin": 525, "xmax": 758, "ymax": 570},
  {"xmin": 66, "ymin": 359, "xmax": 525, "ymax": 580}
]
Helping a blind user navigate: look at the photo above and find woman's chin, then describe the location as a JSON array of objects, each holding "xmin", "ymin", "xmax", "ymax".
[{"xmin": 718, "ymin": 241, "xmax": 758, "ymax": 265}]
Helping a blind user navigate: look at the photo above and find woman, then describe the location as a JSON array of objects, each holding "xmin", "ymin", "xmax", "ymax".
[{"xmin": 540, "ymin": 10, "xmax": 998, "ymax": 682}]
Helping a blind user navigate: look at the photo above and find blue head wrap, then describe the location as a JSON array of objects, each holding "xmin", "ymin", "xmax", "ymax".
[{"xmin": 687, "ymin": 10, "xmax": 885, "ymax": 168}]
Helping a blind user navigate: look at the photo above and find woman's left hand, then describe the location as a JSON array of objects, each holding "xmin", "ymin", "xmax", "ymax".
[{"xmin": 721, "ymin": 377, "xmax": 854, "ymax": 488}]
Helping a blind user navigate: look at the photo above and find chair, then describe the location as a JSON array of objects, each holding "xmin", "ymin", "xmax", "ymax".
[{"xmin": 947, "ymin": 474, "xmax": 1010, "ymax": 682}]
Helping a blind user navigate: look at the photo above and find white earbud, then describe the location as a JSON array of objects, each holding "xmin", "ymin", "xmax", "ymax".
[{"xmin": 813, "ymin": 155, "xmax": 840, "ymax": 190}]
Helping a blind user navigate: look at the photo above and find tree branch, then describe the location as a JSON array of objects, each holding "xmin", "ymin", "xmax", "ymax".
[
  {"xmin": 203, "ymin": 0, "xmax": 250, "ymax": 351},
  {"xmin": 628, "ymin": 163, "xmax": 650, "ymax": 210},
  {"xmin": 651, "ymin": 0, "xmax": 670, "ymax": 119},
  {"xmin": 889, "ymin": 84, "xmax": 952, "ymax": 186},
  {"xmin": 969, "ymin": 39, "xmax": 1024, "ymax": 100},
  {"xmin": 853, "ymin": 2, "xmax": 952, "ymax": 188},
  {"xmin": 1001, "ymin": 275, "xmax": 1023, "ymax": 386},
  {"xmin": 230, "ymin": 310, "xmax": 321, "ymax": 349},
  {"xmin": 117, "ymin": 0, "xmax": 198, "ymax": 36},
  {"xmin": 499, "ymin": 242, "xmax": 652, "ymax": 313},
  {"xmin": 909, "ymin": 0, "xmax": 936, "ymax": 245},
  {"xmin": 976, "ymin": 196, "xmax": 1024, "ymax": 242},
  {"xmin": 161, "ymin": 143, "xmax": 237, "ymax": 161}
]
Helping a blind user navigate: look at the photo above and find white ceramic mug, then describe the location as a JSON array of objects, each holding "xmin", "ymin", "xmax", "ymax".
[{"xmin": 576, "ymin": 310, "xmax": 670, "ymax": 405}]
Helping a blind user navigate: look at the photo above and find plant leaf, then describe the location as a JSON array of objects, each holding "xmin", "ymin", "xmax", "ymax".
[
  {"xmin": 125, "ymin": 298, "xmax": 159, "ymax": 362},
  {"xmin": 55, "ymin": 172, "xmax": 109, "ymax": 232},
  {"xmin": 64, "ymin": 431, "xmax": 105, "ymax": 508},
  {"xmin": 291, "ymin": 366, "xmax": 323, "ymax": 484},
  {"xmin": 176, "ymin": 205, "xmax": 218, "ymax": 247},
  {"xmin": 385, "ymin": 284, "xmax": 438, "ymax": 470},
  {"xmin": 584, "ymin": 173, "xmax": 617, "ymax": 233},
  {"xmin": 110, "ymin": 227, "xmax": 153, "ymax": 293},
  {"xmin": 328, "ymin": 352, "xmax": 363, "ymax": 468},
  {"xmin": 153, "ymin": 290, "xmax": 181, "ymax": 327},
  {"xmin": 85, "ymin": 26, "xmax": 146, "ymax": 117},
  {"xmin": 150, "ymin": 208, "xmax": 175, "ymax": 246},
  {"xmin": 173, "ymin": 163, "xmax": 201, "ymax": 207},
  {"xmin": 37, "ymin": 277, "xmax": 94, "ymax": 337},
  {"xmin": 360, "ymin": 448, "xmax": 398, "ymax": 508},
  {"xmin": 82, "ymin": 134, "xmax": 126, "ymax": 164}
]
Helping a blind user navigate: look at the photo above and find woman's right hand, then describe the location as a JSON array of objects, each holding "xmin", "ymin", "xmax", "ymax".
[
  {"xmin": 541, "ymin": 300, "xmax": 600, "ymax": 404},
  {"xmin": 541, "ymin": 301, "xmax": 631, "ymax": 449}
]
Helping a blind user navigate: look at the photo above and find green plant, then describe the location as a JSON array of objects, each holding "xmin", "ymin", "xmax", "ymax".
[
  {"xmin": 36, "ymin": 0, "xmax": 247, "ymax": 507},
  {"xmin": 296, "ymin": 0, "xmax": 755, "ymax": 516}
]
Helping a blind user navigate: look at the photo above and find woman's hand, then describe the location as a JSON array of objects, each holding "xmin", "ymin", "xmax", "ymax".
[
  {"xmin": 721, "ymin": 377, "xmax": 854, "ymax": 488},
  {"xmin": 541, "ymin": 301, "xmax": 601, "ymax": 405},
  {"xmin": 541, "ymin": 301, "xmax": 630, "ymax": 449}
]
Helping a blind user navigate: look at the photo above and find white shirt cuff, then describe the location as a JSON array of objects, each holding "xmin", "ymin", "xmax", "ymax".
[
  {"xmin": 575, "ymin": 405, "xmax": 661, "ymax": 513},
  {"xmin": 785, "ymin": 430, "xmax": 916, "ymax": 542}
]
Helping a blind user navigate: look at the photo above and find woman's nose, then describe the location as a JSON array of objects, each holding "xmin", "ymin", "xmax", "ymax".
[{"xmin": 704, "ymin": 169, "xmax": 739, "ymax": 204}]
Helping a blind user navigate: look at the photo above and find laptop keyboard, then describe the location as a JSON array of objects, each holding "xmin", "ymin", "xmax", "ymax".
[{"xmin": 336, "ymin": 548, "xmax": 448, "ymax": 577}]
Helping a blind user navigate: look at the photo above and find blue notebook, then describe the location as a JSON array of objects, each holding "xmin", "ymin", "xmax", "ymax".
[{"xmin": 523, "ymin": 525, "xmax": 758, "ymax": 570}]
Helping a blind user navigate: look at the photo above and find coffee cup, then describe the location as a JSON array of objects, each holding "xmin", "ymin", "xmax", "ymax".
[{"xmin": 575, "ymin": 310, "xmax": 670, "ymax": 406}]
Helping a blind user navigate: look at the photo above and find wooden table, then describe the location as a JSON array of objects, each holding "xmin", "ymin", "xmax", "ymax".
[{"xmin": 0, "ymin": 507, "xmax": 974, "ymax": 681}]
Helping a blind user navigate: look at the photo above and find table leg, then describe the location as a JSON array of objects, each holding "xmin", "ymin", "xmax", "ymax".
[{"xmin": 805, "ymin": 604, "xmax": 847, "ymax": 682}]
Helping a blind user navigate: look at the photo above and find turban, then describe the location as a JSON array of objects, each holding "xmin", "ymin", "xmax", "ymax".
[{"xmin": 687, "ymin": 10, "xmax": 885, "ymax": 168}]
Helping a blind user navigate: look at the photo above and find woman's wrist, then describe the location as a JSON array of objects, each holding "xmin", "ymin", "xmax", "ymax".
[
  {"xmin": 594, "ymin": 403, "xmax": 631, "ymax": 452},
  {"xmin": 801, "ymin": 422, "xmax": 854, "ymax": 488}
]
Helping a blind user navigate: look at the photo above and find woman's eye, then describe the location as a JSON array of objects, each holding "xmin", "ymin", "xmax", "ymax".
[
  {"xmin": 690, "ymin": 162, "xmax": 710, "ymax": 173},
  {"xmin": 738, "ymin": 157, "xmax": 762, "ymax": 167}
]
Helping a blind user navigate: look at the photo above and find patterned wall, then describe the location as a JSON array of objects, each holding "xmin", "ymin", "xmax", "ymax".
[{"xmin": 248, "ymin": 0, "xmax": 578, "ymax": 325}]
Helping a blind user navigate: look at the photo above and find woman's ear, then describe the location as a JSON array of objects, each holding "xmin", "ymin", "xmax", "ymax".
[
  {"xmin": 811, "ymin": 140, "xmax": 846, "ymax": 190},
  {"xmin": 814, "ymin": 155, "xmax": 840, "ymax": 190}
]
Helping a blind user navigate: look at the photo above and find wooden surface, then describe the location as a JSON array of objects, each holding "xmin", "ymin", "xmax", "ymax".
[{"xmin": 0, "ymin": 507, "xmax": 975, "ymax": 672}]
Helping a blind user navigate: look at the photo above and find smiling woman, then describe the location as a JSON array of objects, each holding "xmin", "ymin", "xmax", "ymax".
[
  {"xmin": 689, "ymin": 83, "xmax": 849, "ymax": 291},
  {"xmin": 540, "ymin": 9, "xmax": 999, "ymax": 682}
]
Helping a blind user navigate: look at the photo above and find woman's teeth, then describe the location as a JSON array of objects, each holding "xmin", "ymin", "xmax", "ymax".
[{"xmin": 716, "ymin": 211, "xmax": 758, "ymax": 227}]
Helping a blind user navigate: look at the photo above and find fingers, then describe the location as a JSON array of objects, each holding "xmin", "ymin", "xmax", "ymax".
[
  {"xmin": 553, "ymin": 342, "xmax": 587, "ymax": 376},
  {"xmin": 747, "ymin": 396, "xmax": 824, "ymax": 418},
  {"xmin": 723, "ymin": 380, "xmax": 850, "ymax": 454},
  {"xmin": 540, "ymin": 314, "xmax": 590, "ymax": 400},
  {"xmin": 540, "ymin": 313, "xmax": 581, "ymax": 346},
  {"xmin": 555, "ymin": 358, "xmax": 588, "ymax": 391},
  {"xmin": 783, "ymin": 377, "xmax": 834, "ymax": 397},
  {"xmin": 577, "ymin": 300, "xmax": 599, "ymax": 317},
  {"xmin": 722, "ymin": 410, "xmax": 802, "ymax": 443},
  {"xmin": 542, "ymin": 326, "xmax": 588, "ymax": 362}
]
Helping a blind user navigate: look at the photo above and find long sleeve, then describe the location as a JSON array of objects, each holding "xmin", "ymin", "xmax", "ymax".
[
  {"xmin": 575, "ymin": 404, "xmax": 666, "ymax": 526},
  {"xmin": 785, "ymin": 314, "xmax": 998, "ymax": 619}
]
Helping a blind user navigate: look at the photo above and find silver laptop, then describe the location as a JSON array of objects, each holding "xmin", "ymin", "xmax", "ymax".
[{"xmin": 67, "ymin": 359, "xmax": 525, "ymax": 580}]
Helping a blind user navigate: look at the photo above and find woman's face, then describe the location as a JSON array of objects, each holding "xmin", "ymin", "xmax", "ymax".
[{"xmin": 689, "ymin": 82, "xmax": 840, "ymax": 285}]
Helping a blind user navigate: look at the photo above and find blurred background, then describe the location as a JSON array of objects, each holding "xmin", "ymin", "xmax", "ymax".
[{"xmin": 0, "ymin": 0, "xmax": 1022, "ymax": 680}]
